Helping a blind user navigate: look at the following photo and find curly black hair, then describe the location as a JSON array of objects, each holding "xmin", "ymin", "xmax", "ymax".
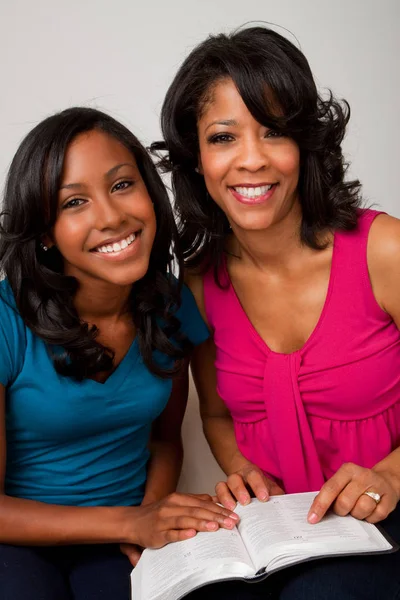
[
  {"xmin": 0, "ymin": 107, "xmax": 190, "ymax": 380},
  {"xmin": 152, "ymin": 25, "xmax": 362, "ymax": 280}
]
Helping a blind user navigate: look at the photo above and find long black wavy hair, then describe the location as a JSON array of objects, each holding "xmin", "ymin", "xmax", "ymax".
[
  {"xmin": 152, "ymin": 25, "xmax": 363, "ymax": 278},
  {"xmin": 0, "ymin": 107, "xmax": 190, "ymax": 380}
]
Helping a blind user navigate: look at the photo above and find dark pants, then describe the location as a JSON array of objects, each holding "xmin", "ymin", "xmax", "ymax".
[
  {"xmin": 2, "ymin": 508, "xmax": 400, "ymax": 600},
  {"xmin": 0, "ymin": 543, "xmax": 132, "ymax": 600},
  {"xmin": 188, "ymin": 505, "xmax": 400, "ymax": 600}
]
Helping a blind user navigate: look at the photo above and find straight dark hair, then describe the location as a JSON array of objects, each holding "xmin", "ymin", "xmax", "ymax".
[
  {"xmin": 0, "ymin": 107, "xmax": 190, "ymax": 380},
  {"xmin": 152, "ymin": 25, "xmax": 362, "ymax": 280}
]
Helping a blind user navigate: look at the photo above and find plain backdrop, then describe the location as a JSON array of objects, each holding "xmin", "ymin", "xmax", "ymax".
[{"xmin": 1, "ymin": 0, "xmax": 399, "ymax": 494}]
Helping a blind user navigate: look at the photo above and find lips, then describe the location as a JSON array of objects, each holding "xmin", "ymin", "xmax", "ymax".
[
  {"xmin": 232, "ymin": 184, "xmax": 274, "ymax": 199},
  {"xmin": 93, "ymin": 232, "xmax": 137, "ymax": 254},
  {"xmin": 91, "ymin": 231, "xmax": 140, "ymax": 254},
  {"xmin": 229, "ymin": 183, "xmax": 277, "ymax": 205}
]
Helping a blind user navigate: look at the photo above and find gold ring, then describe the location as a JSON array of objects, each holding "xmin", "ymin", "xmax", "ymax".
[{"xmin": 363, "ymin": 491, "xmax": 381, "ymax": 504}]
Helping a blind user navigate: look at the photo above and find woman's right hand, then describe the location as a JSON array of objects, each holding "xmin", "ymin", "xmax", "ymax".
[
  {"xmin": 216, "ymin": 462, "xmax": 285, "ymax": 510},
  {"xmin": 127, "ymin": 492, "xmax": 239, "ymax": 549}
]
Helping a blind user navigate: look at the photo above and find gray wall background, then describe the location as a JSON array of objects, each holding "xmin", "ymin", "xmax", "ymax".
[{"xmin": 1, "ymin": 0, "xmax": 399, "ymax": 493}]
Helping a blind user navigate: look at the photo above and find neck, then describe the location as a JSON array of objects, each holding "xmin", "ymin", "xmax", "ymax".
[
  {"xmin": 70, "ymin": 277, "xmax": 133, "ymax": 323},
  {"xmin": 229, "ymin": 201, "xmax": 306, "ymax": 271}
]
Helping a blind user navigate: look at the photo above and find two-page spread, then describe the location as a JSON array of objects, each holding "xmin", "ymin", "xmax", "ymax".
[{"xmin": 131, "ymin": 492, "xmax": 396, "ymax": 600}]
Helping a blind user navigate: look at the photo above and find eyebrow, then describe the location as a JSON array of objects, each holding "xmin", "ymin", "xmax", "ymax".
[
  {"xmin": 205, "ymin": 119, "xmax": 238, "ymax": 132},
  {"xmin": 59, "ymin": 162, "xmax": 136, "ymax": 191}
]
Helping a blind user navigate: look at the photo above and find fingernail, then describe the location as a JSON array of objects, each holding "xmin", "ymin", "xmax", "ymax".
[
  {"xmin": 206, "ymin": 521, "xmax": 218, "ymax": 531},
  {"xmin": 308, "ymin": 512, "xmax": 319, "ymax": 524},
  {"xmin": 229, "ymin": 512, "xmax": 239, "ymax": 521},
  {"xmin": 259, "ymin": 491, "xmax": 268, "ymax": 501},
  {"xmin": 227, "ymin": 502, "xmax": 237, "ymax": 511},
  {"xmin": 186, "ymin": 529, "xmax": 196, "ymax": 537},
  {"xmin": 239, "ymin": 494, "xmax": 250, "ymax": 505},
  {"xmin": 223, "ymin": 518, "xmax": 235, "ymax": 528}
]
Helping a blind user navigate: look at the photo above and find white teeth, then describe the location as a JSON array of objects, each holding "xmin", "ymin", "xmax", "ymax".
[
  {"xmin": 233, "ymin": 184, "xmax": 273, "ymax": 198},
  {"xmin": 95, "ymin": 233, "xmax": 137, "ymax": 254}
]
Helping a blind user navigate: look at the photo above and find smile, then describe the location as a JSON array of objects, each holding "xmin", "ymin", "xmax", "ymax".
[
  {"xmin": 232, "ymin": 184, "xmax": 273, "ymax": 199},
  {"xmin": 93, "ymin": 232, "xmax": 137, "ymax": 254},
  {"xmin": 230, "ymin": 183, "xmax": 277, "ymax": 205}
]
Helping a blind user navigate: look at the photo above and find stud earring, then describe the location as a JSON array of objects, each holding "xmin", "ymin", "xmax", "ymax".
[
  {"xmin": 40, "ymin": 242, "xmax": 49, "ymax": 252},
  {"xmin": 195, "ymin": 167, "xmax": 200, "ymax": 173}
]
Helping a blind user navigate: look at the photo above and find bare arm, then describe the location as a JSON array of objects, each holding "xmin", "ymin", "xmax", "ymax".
[
  {"xmin": 308, "ymin": 214, "xmax": 400, "ymax": 524},
  {"xmin": 142, "ymin": 358, "xmax": 190, "ymax": 504},
  {"xmin": 187, "ymin": 272, "xmax": 283, "ymax": 508},
  {"xmin": 0, "ymin": 384, "xmax": 238, "ymax": 547},
  {"xmin": 0, "ymin": 384, "xmax": 129, "ymax": 545}
]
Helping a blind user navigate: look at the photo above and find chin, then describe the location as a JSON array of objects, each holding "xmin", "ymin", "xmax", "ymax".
[{"xmin": 234, "ymin": 217, "xmax": 276, "ymax": 232}]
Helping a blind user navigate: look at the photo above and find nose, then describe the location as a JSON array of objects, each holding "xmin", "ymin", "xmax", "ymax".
[
  {"xmin": 94, "ymin": 195, "xmax": 125, "ymax": 231},
  {"xmin": 237, "ymin": 136, "xmax": 269, "ymax": 172}
]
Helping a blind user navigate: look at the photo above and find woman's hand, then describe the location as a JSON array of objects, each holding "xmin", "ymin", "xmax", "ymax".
[
  {"xmin": 308, "ymin": 462, "xmax": 400, "ymax": 525},
  {"xmin": 215, "ymin": 462, "xmax": 285, "ymax": 510},
  {"xmin": 125, "ymin": 492, "xmax": 239, "ymax": 550},
  {"xmin": 120, "ymin": 542, "xmax": 143, "ymax": 567},
  {"xmin": 121, "ymin": 493, "xmax": 225, "ymax": 566}
]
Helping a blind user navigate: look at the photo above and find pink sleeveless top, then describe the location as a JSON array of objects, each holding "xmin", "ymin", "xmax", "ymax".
[{"xmin": 203, "ymin": 210, "xmax": 400, "ymax": 493}]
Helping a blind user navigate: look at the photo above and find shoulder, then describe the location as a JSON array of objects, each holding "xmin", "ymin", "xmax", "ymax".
[
  {"xmin": 184, "ymin": 269, "xmax": 210, "ymax": 328},
  {"xmin": 0, "ymin": 278, "xmax": 20, "ymax": 319},
  {"xmin": 368, "ymin": 213, "xmax": 400, "ymax": 273},
  {"xmin": 367, "ymin": 213, "xmax": 400, "ymax": 313},
  {"xmin": 0, "ymin": 279, "xmax": 27, "ymax": 386},
  {"xmin": 173, "ymin": 275, "xmax": 210, "ymax": 345}
]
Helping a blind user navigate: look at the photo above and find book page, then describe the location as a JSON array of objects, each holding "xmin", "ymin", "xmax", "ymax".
[
  {"xmin": 235, "ymin": 492, "xmax": 392, "ymax": 573},
  {"xmin": 131, "ymin": 526, "xmax": 255, "ymax": 600}
]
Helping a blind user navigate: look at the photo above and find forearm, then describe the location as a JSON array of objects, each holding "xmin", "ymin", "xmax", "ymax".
[
  {"xmin": 202, "ymin": 414, "xmax": 250, "ymax": 475},
  {"xmin": 142, "ymin": 439, "xmax": 183, "ymax": 504},
  {"xmin": 373, "ymin": 446, "xmax": 400, "ymax": 496},
  {"xmin": 0, "ymin": 494, "xmax": 134, "ymax": 546}
]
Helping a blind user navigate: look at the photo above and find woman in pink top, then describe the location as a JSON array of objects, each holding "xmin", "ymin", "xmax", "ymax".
[{"xmin": 155, "ymin": 25, "xmax": 400, "ymax": 599}]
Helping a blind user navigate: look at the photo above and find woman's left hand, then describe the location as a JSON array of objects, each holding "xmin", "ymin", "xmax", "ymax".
[{"xmin": 307, "ymin": 462, "xmax": 400, "ymax": 525}]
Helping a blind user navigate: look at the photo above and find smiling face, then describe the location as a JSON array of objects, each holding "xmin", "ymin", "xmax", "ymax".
[
  {"xmin": 51, "ymin": 129, "xmax": 156, "ymax": 288},
  {"xmin": 197, "ymin": 79, "xmax": 301, "ymax": 233}
]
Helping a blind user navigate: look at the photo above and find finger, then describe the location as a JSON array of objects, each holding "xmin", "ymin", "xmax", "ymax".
[
  {"xmin": 171, "ymin": 493, "xmax": 238, "ymax": 519},
  {"xmin": 120, "ymin": 544, "xmax": 143, "ymax": 567},
  {"xmin": 350, "ymin": 493, "xmax": 382, "ymax": 521},
  {"xmin": 215, "ymin": 481, "xmax": 238, "ymax": 510},
  {"xmin": 269, "ymin": 481, "xmax": 285, "ymax": 496},
  {"xmin": 126, "ymin": 548, "xmax": 143, "ymax": 567},
  {"xmin": 164, "ymin": 529, "xmax": 197, "ymax": 545},
  {"xmin": 331, "ymin": 482, "xmax": 369, "ymax": 517},
  {"xmin": 188, "ymin": 493, "xmax": 213, "ymax": 502},
  {"xmin": 366, "ymin": 497, "xmax": 394, "ymax": 524},
  {"xmin": 227, "ymin": 473, "xmax": 251, "ymax": 506},
  {"xmin": 245, "ymin": 470, "xmax": 270, "ymax": 501},
  {"xmin": 308, "ymin": 464, "xmax": 358, "ymax": 523},
  {"xmin": 168, "ymin": 507, "xmax": 238, "ymax": 530}
]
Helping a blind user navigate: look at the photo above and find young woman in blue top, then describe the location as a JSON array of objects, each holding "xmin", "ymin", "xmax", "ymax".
[{"xmin": 0, "ymin": 107, "xmax": 239, "ymax": 600}]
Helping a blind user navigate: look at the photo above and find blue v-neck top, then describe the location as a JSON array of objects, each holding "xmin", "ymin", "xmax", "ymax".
[{"xmin": 0, "ymin": 280, "xmax": 209, "ymax": 507}]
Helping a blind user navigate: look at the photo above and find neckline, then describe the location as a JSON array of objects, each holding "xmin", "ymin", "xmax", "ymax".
[
  {"xmin": 222, "ymin": 232, "xmax": 338, "ymax": 357},
  {"xmin": 79, "ymin": 338, "xmax": 139, "ymax": 388}
]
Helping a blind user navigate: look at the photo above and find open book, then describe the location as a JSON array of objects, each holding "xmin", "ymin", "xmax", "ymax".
[{"xmin": 130, "ymin": 492, "xmax": 396, "ymax": 600}]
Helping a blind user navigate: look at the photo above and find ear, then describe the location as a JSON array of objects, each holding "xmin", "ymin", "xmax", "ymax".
[
  {"xmin": 41, "ymin": 234, "xmax": 55, "ymax": 251},
  {"xmin": 195, "ymin": 156, "xmax": 204, "ymax": 175}
]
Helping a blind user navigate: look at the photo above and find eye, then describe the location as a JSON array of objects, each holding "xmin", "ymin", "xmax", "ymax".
[
  {"xmin": 207, "ymin": 133, "xmax": 235, "ymax": 144},
  {"xmin": 61, "ymin": 197, "xmax": 86, "ymax": 210},
  {"xmin": 111, "ymin": 180, "xmax": 133, "ymax": 192},
  {"xmin": 265, "ymin": 130, "xmax": 285, "ymax": 138}
]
